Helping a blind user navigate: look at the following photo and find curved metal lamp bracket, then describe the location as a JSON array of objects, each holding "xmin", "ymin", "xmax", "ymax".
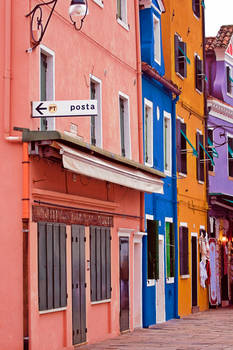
[
  {"xmin": 211, "ymin": 125, "xmax": 233, "ymax": 148},
  {"xmin": 26, "ymin": 0, "xmax": 58, "ymax": 50}
]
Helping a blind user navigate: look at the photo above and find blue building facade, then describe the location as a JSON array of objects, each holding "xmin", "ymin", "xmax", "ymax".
[{"xmin": 139, "ymin": 0, "xmax": 180, "ymax": 326}]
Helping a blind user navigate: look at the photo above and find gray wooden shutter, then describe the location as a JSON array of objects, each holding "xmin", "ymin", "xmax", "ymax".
[
  {"xmin": 90, "ymin": 226, "xmax": 97, "ymax": 301},
  {"xmin": 176, "ymin": 119, "xmax": 182, "ymax": 173},
  {"xmin": 174, "ymin": 34, "xmax": 179, "ymax": 73},
  {"xmin": 170, "ymin": 223, "xmax": 175, "ymax": 278},
  {"xmin": 147, "ymin": 220, "xmax": 159, "ymax": 280},
  {"xmin": 106, "ymin": 228, "xmax": 111, "ymax": 299},
  {"xmin": 38, "ymin": 222, "xmax": 47, "ymax": 311},
  {"xmin": 60, "ymin": 224, "xmax": 67, "ymax": 307},
  {"xmin": 53, "ymin": 224, "xmax": 61, "ymax": 308},
  {"xmin": 46, "ymin": 223, "xmax": 53, "ymax": 310}
]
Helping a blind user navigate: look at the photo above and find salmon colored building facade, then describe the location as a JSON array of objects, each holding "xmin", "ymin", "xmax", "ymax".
[
  {"xmin": 162, "ymin": 0, "xmax": 209, "ymax": 316},
  {"xmin": 0, "ymin": 1, "xmax": 165, "ymax": 349}
]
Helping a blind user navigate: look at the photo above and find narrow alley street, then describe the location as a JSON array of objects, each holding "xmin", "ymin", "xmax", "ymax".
[{"xmin": 81, "ymin": 307, "xmax": 233, "ymax": 350}]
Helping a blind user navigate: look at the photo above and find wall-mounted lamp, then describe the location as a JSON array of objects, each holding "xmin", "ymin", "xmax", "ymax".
[{"xmin": 26, "ymin": 0, "xmax": 88, "ymax": 50}]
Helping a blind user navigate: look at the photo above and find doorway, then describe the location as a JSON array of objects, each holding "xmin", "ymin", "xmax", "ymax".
[
  {"xmin": 71, "ymin": 225, "xmax": 86, "ymax": 345},
  {"xmin": 191, "ymin": 234, "xmax": 198, "ymax": 307},
  {"xmin": 119, "ymin": 237, "xmax": 129, "ymax": 332},
  {"xmin": 156, "ymin": 235, "xmax": 165, "ymax": 323}
]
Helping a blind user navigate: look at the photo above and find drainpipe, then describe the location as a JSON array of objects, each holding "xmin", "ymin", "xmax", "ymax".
[
  {"xmin": 201, "ymin": 3, "xmax": 210, "ymax": 234},
  {"xmin": 134, "ymin": 0, "xmax": 145, "ymax": 232},
  {"xmin": 22, "ymin": 142, "xmax": 30, "ymax": 350},
  {"xmin": 172, "ymin": 94, "xmax": 180, "ymax": 319}
]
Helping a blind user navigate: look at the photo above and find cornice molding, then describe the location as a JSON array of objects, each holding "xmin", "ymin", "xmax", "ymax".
[{"xmin": 207, "ymin": 98, "xmax": 233, "ymax": 124}]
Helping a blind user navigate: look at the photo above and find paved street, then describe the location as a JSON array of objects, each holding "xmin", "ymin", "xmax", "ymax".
[{"xmin": 81, "ymin": 307, "xmax": 233, "ymax": 350}]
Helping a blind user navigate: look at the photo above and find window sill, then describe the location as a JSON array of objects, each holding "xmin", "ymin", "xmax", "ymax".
[
  {"xmin": 164, "ymin": 169, "xmax": 172, "ymax": 177},
  {"xmin": 145, "ymin": 161, "xmax": 153, "ymax": 168},
  {"xmin": 147, "ymin": 279, "xmax": 155, "ymax": 287},
  {"xmin": 39, "ymin": 307, "xmax": 67, "ymax": 314},
  {"xmin": 193, "ymin": 12, "xmax": 200, "ymax": 21},
  {"xmin": 195, "ymin": 88, "xmax": 203, "ymax": 95},
  {"xmin": 180, "ymin": 274, "xmax": 190, "ymax": 279},
  {"xmin": 178, "ymin": 172, "xmax": 187, "ymax": 178},
  {"xmin": 92, "ymin": 0, "xmax": 104, "ymax": 8},
  {"xmin": 91, "ymin": 299, "xmax": 111, "ymax": 305},
  {"xmin": 117, "ymin": 18, "xmax": 129, "ymax": 31},
  {"xmin": 176, "ymin": 72, "xmax": 185, "ymax": 80},
  {"xmin": 198, "ymin": 180, "xmax": 204, "ymax": 185},
  {"xmin": 166, "ymin": 277, "xmax": 174, "ymax": 284},
  {"xmin": 208, "ymin": 170, "xmax": 215, "ymax": 176}
]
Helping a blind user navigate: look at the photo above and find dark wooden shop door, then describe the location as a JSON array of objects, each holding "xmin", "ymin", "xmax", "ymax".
[
  {"xmin": 191, "ymin": 236, "xmax": 198, "ymax": 307},
  {"xmin": 119, "ymin": 237, "xmax": 129, "ymax": 332},
  {"xmin": 72, "ymin": 225, "xmax": 86, "ymax": 345}
]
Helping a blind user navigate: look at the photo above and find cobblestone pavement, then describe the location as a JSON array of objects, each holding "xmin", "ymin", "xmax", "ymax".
[{"xmin": 81, "ymin": 307, "xmax": 233, "ymax": 350}]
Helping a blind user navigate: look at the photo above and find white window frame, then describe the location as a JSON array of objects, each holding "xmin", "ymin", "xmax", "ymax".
[
  {"xmin": 226, "ymin": 64, "xmax": 233, "ymax": 97},
  {"xmin": 165, "ymin": 217, "xmax": 174, "ymax": 284},
  {"xmin": 180, "ymin": 222, "xmax": 190, "ymax": 279},
  {"xmin": 90, "ymin": 74, "xmax": 102, "ymax": 148},
  {"xmin": 144, "ymin": 98, "xmax": 153, "ymax": 167},
  {"xmin": 164, "ymin": 111, "xmax": 172, "ymax": 176},
  {"xmin": 92, "ymin": 0, "xmax": 104, "ymax": 8},
  {"xmin": 153, "ymin": 14, "xmax": 161, "ymax": 65},
  {"xmin": 117, "ymin": 0, "xmax": 129, "ymax": 31},
  {"xmin": 39, "ymin": 45, "xmax": 55, "ymax": 131},
  {"xmin": 119, "ymin": 91, "xmax": 131, "ymax": 159}
]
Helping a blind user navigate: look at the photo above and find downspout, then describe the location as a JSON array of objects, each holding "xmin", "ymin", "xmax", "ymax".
[
  {"xmin": 23, "ymin": 142, "xmax": 30, "ymax": 350},
  {"xmin": 172, "ymin": 94, "xmax": 180, "ymax": 319},
  {"xmin": 202, "ymin": 4, "xmax": 209, "ymax": 233},
  {"xmin": 134, "ymin": 0, "xmax": 145, "ymax": 232}
]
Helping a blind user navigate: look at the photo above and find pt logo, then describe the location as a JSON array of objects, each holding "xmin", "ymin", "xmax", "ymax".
[{"xmin": 49, "ymin": 104, "xmax": 57, "ymax": 113}]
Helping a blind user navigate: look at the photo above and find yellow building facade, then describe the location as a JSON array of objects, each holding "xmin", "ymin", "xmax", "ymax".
[{"xmin": 162, "ymin": 0, "xmax": 209, "ymax": 316}]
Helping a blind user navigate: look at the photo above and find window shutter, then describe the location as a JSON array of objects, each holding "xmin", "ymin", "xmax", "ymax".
[
  {"xmin": 46, "ymin": 223, "xmax": 53, "ymax": 310},
  {"xmin": 170, "ymin": 223, "xmax": 175, "ymax": 278},
  {"xmin": 183, "ymin": 227, "xmax": 189, "ymax": 275},
  {"xmin": 38, "ymin": 222, "xmax": 47, "ymax": 311},
  {"xmin": 195, "ymin": 56, "xmax": 198, "ymax": 90},
  {"xmin": 179, "ymin": 226, "xmax": 184, "ymax": 275},
  {"xmin": 120, "ymin": 98, "xmax": 126, "ymax": 157},
  {"xmin": 176, "ymin": 119, "xmax": 182, "ymax": 173},
  {"xmin": 117, "ymin": 0, "xmax": 122, "ymax": 20},
  {"xmin": 183, "ymin": 42, "xmax": 187, "ymax": 78},
  {"xmin": 195, "ymin": 56, "xmax": 203, "ymax": 92},
  {"xmin": 90, "ymin": 226, "xmax": 97, "ymax": 301},
  {"xmin": 174, "ymin": 34, "xmax": 179, "ymax": 73},
  {"xmin": 60, "ymin": 224, "xmax": 67, "ymax": 307},
  {"xmin": 106, "ymin": 228, "xmax": 111, "ymax": 299},
  {"xmin": 181, "ymin": 123, "xmax": 187, "ymax": 174},
  {"xmin": 200, "ymin": 134, "xmax": 204, "ymax": 181},
  {"xmin": 226, "ymin": 66, "xmax": 231, "ymax": 94},
  {"xmin": 193, "ymin": 0, "xmax": 200, "ymax": 17},
  {"xmin": 229, "ymin": 137, "xmax": 233, "ymax": 177},
  {"xmin": 53, "ymin": 224, "xmax": 61, "ymax": 308},
  {"xmin": 196, "ymin": 133, "xmax": 201, "ymax": 181},
  {"xmin": 147, "ymin": 220, "xmax": 159, "ymax": 280}
]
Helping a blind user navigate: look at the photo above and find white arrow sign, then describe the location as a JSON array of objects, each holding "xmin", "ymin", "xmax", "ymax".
[{"xmin": 32, "ymin": 100, "xmax": 98, "ymax": 118}]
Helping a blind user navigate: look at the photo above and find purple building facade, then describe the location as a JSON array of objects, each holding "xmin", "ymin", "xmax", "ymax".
[{"xmin": 205, "ymin": 26, "xmax": 233, "ymax": 307}]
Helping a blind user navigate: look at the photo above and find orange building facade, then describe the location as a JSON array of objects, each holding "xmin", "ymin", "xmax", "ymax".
[
  {"xmin": 0, "ymin": 1, "xmax": 165, "ymax": 349},
  {"xmin": 162, "ymin": 0, "xmax": 209, "ymax": 316}
]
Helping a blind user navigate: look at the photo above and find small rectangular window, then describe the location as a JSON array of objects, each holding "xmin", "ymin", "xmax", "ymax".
[
  {"xmin": 144, "ymin": 99, "xmax": 153, "ymax": 166},
  {"xmin": 164, "ymin": 112, "xmax": 172, "ymax": 175},
  {"xmin": 179, "ymin": 226, "xmax": 189, "ymax": 276},
  {"xmin": 166, "ymin": 221, "xmax": 175, "ymax": 278},
  {"xmin": 153, "ymin": 15, "xmax": 161, "ymax": 64},
  {"xmin": 226, "ymin": 66, "xmax": 233, "ymax": 95},
  {"xmin": 119, "ymin": 93, "xmax": 131, "ymax": 158},
  {"xmin": 196, "ymin": 132, "xmax": 205, "ymax": 182},
  {"xmin": 195, "ymin": 55, "xmax": 204, "ymax": 92},
  {"xmin": 40, "ymin": 47, "xmax": 55, "ymax": 131},
  {"xmin": 177, "ymin": 119, "xmax": 187, "ymax": 175},
  {"xmin": 90, "ymin": 75, "xmax": 102, "ymax": 147},
  {"xmin": 38, "ymin": 222, "xmax": 67, "ymax": 311},
  {"xmin": 90, "ymin": 226, "xmax": 111, "ymax": 302},
  {"xmin": 228, "ymin": 136, "xmax": 233, "ymax": 177},
  {"xmin": 192, "ymin": 0, "xmax": 200, "ymax": 18},
  {"xmin": 174, "ymin": 34, "xmax": 187, "ymax": 78},
  {"xmin": 117, "ymin": 0, "xmax": 127, "ymax": 24},
  {"xmin": 147, "ymin": 219, "xmax": 159, "ymax": 280}
]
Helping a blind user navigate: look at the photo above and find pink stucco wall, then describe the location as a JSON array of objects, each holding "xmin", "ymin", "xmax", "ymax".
[{"xmin": 0, "ymin": 1, "xmax": 142, "ymax": 349}]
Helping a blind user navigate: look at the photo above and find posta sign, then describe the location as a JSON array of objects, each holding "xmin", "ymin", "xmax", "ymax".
[{"xmin": 32, "ymin": 99, "xmax": 98, "ymax": 118}]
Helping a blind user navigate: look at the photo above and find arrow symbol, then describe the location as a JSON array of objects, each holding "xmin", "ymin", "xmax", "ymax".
[{"xmin": 36, "ymin": 102, "xmax": 47, "ymax": 115}]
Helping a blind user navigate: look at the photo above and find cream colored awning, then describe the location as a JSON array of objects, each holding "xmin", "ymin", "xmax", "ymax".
[{"xmin": 58, "ymin": 144, "xmax": 164, "ymax": 194}]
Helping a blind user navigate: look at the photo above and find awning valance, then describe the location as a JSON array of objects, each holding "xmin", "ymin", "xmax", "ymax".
[{"xmin": 58, "ymin": 144, "xmax": 164, "ymax": 194}]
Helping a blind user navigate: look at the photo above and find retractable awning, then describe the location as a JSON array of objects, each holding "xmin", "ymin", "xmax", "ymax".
[{"xmin": 58, "ymin": 143, "xmax": 164, "ymax": 194}]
